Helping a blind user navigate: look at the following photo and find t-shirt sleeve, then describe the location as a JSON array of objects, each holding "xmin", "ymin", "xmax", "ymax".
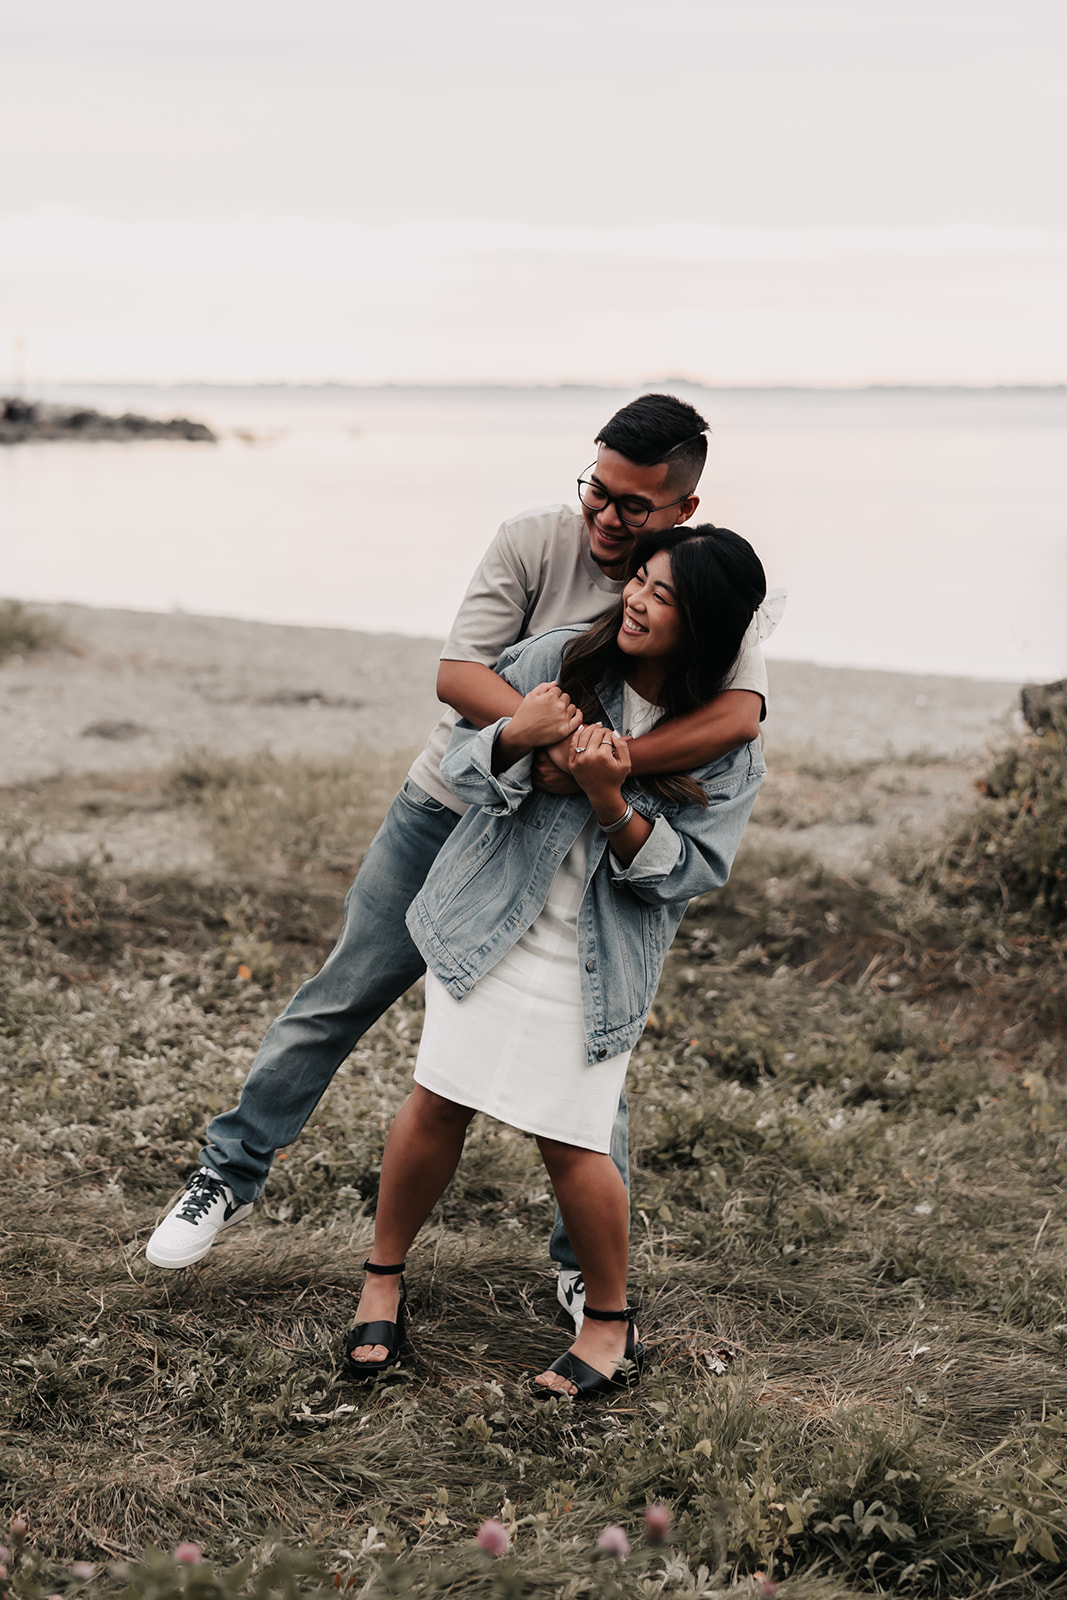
[
  {"xmin": 724, "ymin": 618, "xmax": 769, "ymax": 711},
  {"xmin": 440, "ymin": 520, "xmax": 545, "ymax": 667}
]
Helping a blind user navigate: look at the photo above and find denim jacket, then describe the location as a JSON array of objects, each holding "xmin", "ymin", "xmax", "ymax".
[{"xmin": 405, "ymin": 627, "xmax": 765, "ymax": 1064}]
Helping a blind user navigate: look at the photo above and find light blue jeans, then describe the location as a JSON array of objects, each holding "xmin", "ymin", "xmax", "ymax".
[{"xmin": 200, "ymin": 778, "xmax": 628, "ymax": 1273}]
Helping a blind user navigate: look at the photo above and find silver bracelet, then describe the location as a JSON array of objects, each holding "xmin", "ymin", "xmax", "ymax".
[{"xmin": 600, "ymin": 803, "xmax": 634, "ymax": 836}]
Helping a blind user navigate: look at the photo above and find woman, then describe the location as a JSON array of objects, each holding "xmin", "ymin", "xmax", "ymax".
[{"xmin": 344, "ymin": 525, "xmax": 767, "ymax": 1399}]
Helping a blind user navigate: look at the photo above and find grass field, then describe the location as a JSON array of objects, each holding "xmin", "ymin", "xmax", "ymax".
[{"xmin": 2, "ymin": 723, "xmax": 1065, "ymax": 1600}]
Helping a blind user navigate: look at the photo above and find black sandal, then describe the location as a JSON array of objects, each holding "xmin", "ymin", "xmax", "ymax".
[
  {"xmin": 530, "ymin": 1305, "xmax": 644, "ymax": 1402},
  {"xmin": 342, "ymin": 1258, "xmax": 407, "ymax": 1379}
]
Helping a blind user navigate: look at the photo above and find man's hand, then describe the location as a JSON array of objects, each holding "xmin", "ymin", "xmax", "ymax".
[
  {"xmin": 532, "ymin": 751, "xmax": 581, "ymax": 795},
  {"xmin": 532, "ymin": 733, "xmax": 581, "ymax": 792},
  {"xmin": 542, "ymin": 735, "xmax": 573, "ymax": 773}
]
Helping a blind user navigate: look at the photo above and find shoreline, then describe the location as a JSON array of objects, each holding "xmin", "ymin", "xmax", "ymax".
[
  {"xmin": 0, "ymin": 599, "xmax": 1030, "ymax": 878},
  {"xmin": 0, "ymin": 599, "xmax": 1024, "ymax": 788}
]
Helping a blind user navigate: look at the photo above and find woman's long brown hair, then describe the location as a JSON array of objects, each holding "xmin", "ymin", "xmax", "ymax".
[{"xmin": 558, "ymin": 525, "xmax": 766, "ymax": 807}]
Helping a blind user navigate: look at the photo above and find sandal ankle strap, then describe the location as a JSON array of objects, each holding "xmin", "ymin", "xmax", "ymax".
[
  {"xmin": 363, "ymin": 1257, "xmax": 406, "ymax": 1275},
  {"xmin": 583, "ymin": 1304, "xmax": 636, "ymax": 1322}
]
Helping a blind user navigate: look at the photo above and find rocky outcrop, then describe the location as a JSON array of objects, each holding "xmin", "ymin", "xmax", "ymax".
[
  {"xmin": 0, "ymin": 397, "xmax": 217, "ymax": 443},
  {"xmin": 1021, "ymin": 678, "xmax": 1067, "ymax": 734}
]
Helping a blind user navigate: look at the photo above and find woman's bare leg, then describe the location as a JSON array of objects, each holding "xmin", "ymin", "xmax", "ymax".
[
  {"xmin": 533, "ymin": 1136, "xmax": 633, "ymax": 1395},
  {"xmin": 349, "ymin": 1084, "xmax": 476, "ymax": 1360}
]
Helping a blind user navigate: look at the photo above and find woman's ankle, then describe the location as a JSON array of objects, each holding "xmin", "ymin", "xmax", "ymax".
[{"xmin": 364, "ymin": 1254, "xmax": 406, "ymax": 1275}]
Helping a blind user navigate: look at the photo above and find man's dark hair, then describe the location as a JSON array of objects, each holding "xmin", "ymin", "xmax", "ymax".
[{"xmin": 595, "ymin": 393, "xmax": 709, "ymax": 495}]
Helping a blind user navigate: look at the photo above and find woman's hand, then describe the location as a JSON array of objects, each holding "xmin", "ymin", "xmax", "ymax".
[
  {"xmin": 568, "ymin": 722, "xmax": 651, "ymax": 865},
  {"xmin": 513, "ymin": 683, "xmax": 582, "ymax": 747},
  {"xmin": 567, "ymin": 723, "xmax": 631, "ymax": 810},
  {"xmin": 493, "ymin": 682, "xmax": 582, "ymax": 770}
]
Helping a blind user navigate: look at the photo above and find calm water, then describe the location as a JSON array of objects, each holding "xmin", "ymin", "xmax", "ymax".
[{"xmin": 2, "ymin": 383, "xmax": 1065, "ymax": 682}]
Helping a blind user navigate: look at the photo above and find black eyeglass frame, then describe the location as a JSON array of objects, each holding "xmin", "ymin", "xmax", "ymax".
[{"xmin": 576, "ymin": 463, "xmax": 692, "ymax": 530}]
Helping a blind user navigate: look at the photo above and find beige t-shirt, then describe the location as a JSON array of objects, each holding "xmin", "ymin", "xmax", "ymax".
[{"xmin": 407, "ymin": 503, "xmax": 769, "ymax": 812}]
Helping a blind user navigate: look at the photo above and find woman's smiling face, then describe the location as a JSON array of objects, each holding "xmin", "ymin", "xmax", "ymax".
[{"xmin": 617, "ymin": 548, "xmax": 685, "ymax": 666}]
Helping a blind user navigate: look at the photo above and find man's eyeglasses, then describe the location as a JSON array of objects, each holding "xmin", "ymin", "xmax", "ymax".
[{"xmin": 577, "ymin": 465, "xmax": 690, "ymax": 530}]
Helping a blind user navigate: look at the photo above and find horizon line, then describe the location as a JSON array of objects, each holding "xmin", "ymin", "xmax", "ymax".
[{"xmin": 18, "ymin": 378, "xmax": 1067, "ymax": 395}]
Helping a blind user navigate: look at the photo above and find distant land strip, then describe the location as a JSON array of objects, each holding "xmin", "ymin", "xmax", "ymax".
[
  {"xmin": 0, "ymin": 396, "xmax": 216, "ymax": 444},
  {"xmin": 22, "ymin": 380, "xmax": 1067, "ymax": 397}
]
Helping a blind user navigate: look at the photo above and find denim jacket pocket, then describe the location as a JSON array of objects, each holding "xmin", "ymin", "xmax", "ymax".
[{"xmin": 430, "ymin": 823, "xmax": 511, "ymax": 928}]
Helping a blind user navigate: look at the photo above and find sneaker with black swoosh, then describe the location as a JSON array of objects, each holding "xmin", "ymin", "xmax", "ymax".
[
  {"xmin": 145, "ymin": 1168, "xmax": 254, "ymax": 1269},
  {"xmin": 556, "ymin": 1268, "xmax": 586, "ymax": 1333}
]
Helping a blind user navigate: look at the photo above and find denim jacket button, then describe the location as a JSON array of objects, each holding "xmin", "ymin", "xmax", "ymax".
[
  {"xmin": 596, "ymin": 1047, "xmax": 607, "ymax": 1060},
  {"xmin": 585, "ymin": 958, "xmax": 596, "ymax": 972}
]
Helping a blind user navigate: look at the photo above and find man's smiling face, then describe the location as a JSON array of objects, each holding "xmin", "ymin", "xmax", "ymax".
[{"xmin": 579, "ymin": 446, "xmax": 698, "ymax": 575}]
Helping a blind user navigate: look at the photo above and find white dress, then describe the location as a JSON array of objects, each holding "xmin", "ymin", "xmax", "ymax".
[{"xmin": 413, "ymin": 686, "xmax": 663, "ymax": 1153}]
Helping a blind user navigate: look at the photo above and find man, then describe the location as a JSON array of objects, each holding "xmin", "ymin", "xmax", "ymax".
[{"xmin": 145, "ymin": 392, "xmax": 767, "ymax": 1328}]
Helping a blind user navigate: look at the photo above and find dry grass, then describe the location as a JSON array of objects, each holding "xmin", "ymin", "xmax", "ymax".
[
  {"xmin": 3, "ymin": 738, "xmax": 1067, "ymax": 1600},
  {"xmin": 0, "ymin": 598, "xmax": 68, "ymax": 662}
]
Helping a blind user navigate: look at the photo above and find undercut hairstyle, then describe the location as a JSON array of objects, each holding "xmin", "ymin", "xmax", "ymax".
[
  {"xmin": 595, "ymin": 393, "xmax": 710, "ymax": 496},
  {"xmin": 558, "ymin": 524, "xmax": 766, "ymax": 807}
]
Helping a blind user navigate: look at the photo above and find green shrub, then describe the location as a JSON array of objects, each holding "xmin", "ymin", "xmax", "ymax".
[{"xmin": 907, "ymin": 726, "xmax": 1067, "ymax": 931}]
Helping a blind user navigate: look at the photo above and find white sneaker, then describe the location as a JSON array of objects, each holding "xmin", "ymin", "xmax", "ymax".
[
  {"xmin": 145, "ymin": 1168, "xmax": 254, "ymax": 1269},
  {"xmin": 556, "ymin": 1268, "xmax": 586, "ymax": 1333}
]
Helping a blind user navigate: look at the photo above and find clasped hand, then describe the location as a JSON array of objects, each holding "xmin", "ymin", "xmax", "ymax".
[
  {"xmin": 566, "ymin": 721, "xmax": 631, "ymax": 809},
  {"xmin": 507, "ymin": 682, "xmax": 582, "ymax": 753},
  {"xmin": 512, "ymin": 687, "xmax": 630, "ymax": 809}
]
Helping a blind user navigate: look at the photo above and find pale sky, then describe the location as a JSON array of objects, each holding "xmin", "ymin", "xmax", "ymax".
[{"xmin": 2, "ymin": 0, "xmax": 1065, "ymax": 384}]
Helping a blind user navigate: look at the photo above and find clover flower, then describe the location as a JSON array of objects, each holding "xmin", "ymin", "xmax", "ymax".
[
  {"xmin": 596, "ymin": 1526, "xmax": 630, "ymax": 1558},
  {"xmin": 475, "ymin": 1520, "xmax": 508, "ymax": 1557},
  {"xmin": 644, "ymin": 1504, "xmax": 671, "ymax": 1543}
]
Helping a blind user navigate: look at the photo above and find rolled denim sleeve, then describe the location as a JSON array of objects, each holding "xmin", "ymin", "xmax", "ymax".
[
  {"xmin": 439, "ymin": 717, "xmax": 534, "ymax": 815},
  {"xmin": 609, "ymin": 814, "xmax": 683, "ymax": 881},
  {"xmin": 608, "ymin": 745, "xmax": 764, "ymax": 904}
]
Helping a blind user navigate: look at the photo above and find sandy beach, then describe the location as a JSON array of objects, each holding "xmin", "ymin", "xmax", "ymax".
[{"xmin": 2, "ymin": 601, "xmax": 1026, "ymax": 875}]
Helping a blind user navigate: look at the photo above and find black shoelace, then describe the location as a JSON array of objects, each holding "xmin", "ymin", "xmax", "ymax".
[{"xmin": 178, "ymin": 1172, "xmax": 225, "ymax": 1221}]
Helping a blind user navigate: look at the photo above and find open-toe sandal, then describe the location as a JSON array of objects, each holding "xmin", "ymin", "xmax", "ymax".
[
  {"xmin": 531, "ymin": 1304, "xmax": 644, "ymax": 1402},
  {"xmin": 342, "ymin": 1258, "xmax": 407, "ymax": 1379}
]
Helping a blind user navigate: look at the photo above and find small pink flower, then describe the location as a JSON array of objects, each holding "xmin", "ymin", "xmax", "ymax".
[
  {"xmin": 0, "ymin": 1564, "xmax": 8, "ymax": 1579},
  {"xmin": 475, "ymin": 1520, "xmax": 508, "ymax": 1557},
  {"xmin": 174, "ymin": 1544, "xmax": 203, "ymax": 1565},
  {"xmin": 755, "ymin": 1575, "xmax": 777, "ymax": 1598},
  {"xmin": 70, "ymin": 1563, "xmax": 96, "ymax": 1580},
  {"xmin": 644, "ymin": 1504, "xmax": 671, "ymax": 1543},
  {"xmin": 596, "ymin": 1526, "xmax": 630, "ymax": 1558}
]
